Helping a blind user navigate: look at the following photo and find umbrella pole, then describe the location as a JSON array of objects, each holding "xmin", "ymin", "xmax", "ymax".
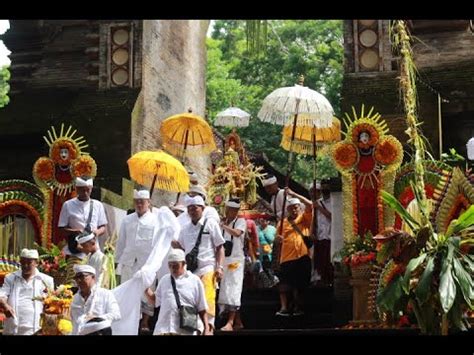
[
  {"xmin": 311, "ymin": 126, "xmax": 318, "ymax": 239},
  {"xmin": 176, "ymin": 129, "xmax": 190, "ymax": 204},
  {"xmin": 279, "ymin": 107, "xmax": 300, "ymax": 236},
  {"xmin": 150, "ymin": 174, "xmax": 157, "ymax": 199}
]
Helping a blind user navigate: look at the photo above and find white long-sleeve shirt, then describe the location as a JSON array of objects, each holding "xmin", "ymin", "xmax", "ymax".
[
  {"xmin": 71, "ymin": 285, "xmax": 121, "ymax": 335},
  {"xmin": 153, "ymin": 271, "xmax": 207, "ymax": 335},
  {"xmin": 115, "ymin": 211, "xmax": 161, "ymax": 271},
  {"xmin": 0, "ymin": 269, "xmax": 54, "ymax": 335}
]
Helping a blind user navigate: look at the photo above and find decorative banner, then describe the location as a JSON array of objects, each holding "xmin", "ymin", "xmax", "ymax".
[{"xmin": 332, "ymin": 105, "xmax": 403, "ymax": 241}]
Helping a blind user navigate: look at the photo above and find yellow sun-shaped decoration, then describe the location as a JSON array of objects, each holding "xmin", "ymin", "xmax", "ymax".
[
  {"xmin": 44, "ymin": 124, "xmax": 89, "ymax": 165},
  {"xmin": 343, "ymin": 105, "xmax": 389, "ymax": 149}
]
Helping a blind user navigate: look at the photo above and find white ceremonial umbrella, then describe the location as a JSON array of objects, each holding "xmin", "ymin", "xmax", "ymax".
[
  {"xmin": 257, "ymin": 75, "xmax": 334, "ymax": 233},
  {"xmin": 214, "ymin": 107, "xmax": 251, "ymax": 128}
]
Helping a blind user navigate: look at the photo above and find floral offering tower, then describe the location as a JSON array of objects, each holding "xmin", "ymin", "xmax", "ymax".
[
  {"xmin": 33, "ymin": 124, "xmax": 97, "ymax": 246},
  {"xmin": 332, "ymin": 105, "xmax": 403, "ymax": 241}
]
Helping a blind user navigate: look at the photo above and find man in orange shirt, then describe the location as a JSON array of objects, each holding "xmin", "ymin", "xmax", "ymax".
[{"xmin": 275, "ymin": 189, "xmax": 313, "ymax": 317}]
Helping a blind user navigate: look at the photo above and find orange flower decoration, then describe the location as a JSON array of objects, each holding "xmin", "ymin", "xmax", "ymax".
[
  {"xmin": 51, "ymin": 140, "xmax": 78, "ymax": 165},
  {"xmin": 352, "ymin": 123, "xmax": 379, "ymax": 149},
  {"xmin": 334, "ymin": 143, "xmax": 358, "ymax": 169},
  {"xmin": 34, "ymin": 157, "xmax": 55, "ymax": 181},
  {"xmin": 72, "ymin": 155, "xmax": 97, "ymax": 178},
  {"xmin": 374, "ymin": 138, "xmax": 398, "ymax": 165}
]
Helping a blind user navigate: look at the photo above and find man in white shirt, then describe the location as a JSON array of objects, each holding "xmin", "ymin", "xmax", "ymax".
[
  {"xmin": 70, "ymin": 264, "xmax": 121, "ymax": 335},
  {"xmin": 218, "ymin": 198, "xmax": 247, "ymax": 331},
  {"xmin": 172, "ymin": 195, "xmax": 225, "ymax": 334},
  {"xmin": 176, "ymin": 185, "xmax": 220, "ymax": 227},
  {"xmin": 262, "ymin": 175, "xmax": 285, "ymax": 220},
  {"xmin": 76, "ymin": 232, "xmax": 109, "ymax": 289},
  {"xmin": 145, "ymin": 248, "xmax": 210, "ymax": 335},
  {"xmin": 58, "ymin": 176, "xmax": 108, "ymax": 282},
  {"xmin": 115, "ymin": 189, "xmax": 165, "ymax": 331},
  {"xmin": 0, "ymin": 249, "xmax": 54, "ymax": 335},
  {"xmin": 312, "ymin": 181, "xmax": 333, "ymax": 286}
]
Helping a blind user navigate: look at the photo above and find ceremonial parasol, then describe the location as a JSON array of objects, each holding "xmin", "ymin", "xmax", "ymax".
[
  {"xmin": 127, "ymin": 150, "xmax": 189, "ymax": 198},
  {"xmin": 257, "ymin": 75, "xmax": 334, "ymax": 233},
  {"xmin": 214, "ymin": 107, "xmax": 251, "ymax": 128},
  {"xmin": 160, "ymin": 109, "xmax": 217, "ymax": 160},
  {"xmin": 280, "ymin": 116, "xmax": 341, "ymax": 155},
  {"xmin": 281, "ymin": 116, "xmax": 341, "ymax": 228}
]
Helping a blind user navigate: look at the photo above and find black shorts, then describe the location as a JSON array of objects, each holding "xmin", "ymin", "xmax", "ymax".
[{"xmin": 279, "ymin": 255, "xmax": 311, "ymax": 290}]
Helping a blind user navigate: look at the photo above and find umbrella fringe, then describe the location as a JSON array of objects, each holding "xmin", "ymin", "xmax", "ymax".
[
  {"xmin": 162, "ymin": 142, "xmax": 217, "ymax": 158},
  {"xmin": 280, "ymin": 138, "xmax": 326, "ymax": 156},
  {"xmin": 258, "ymin": 109, "xmax": 334, "ymax": 127},
  {"xmin": 214, "ymin": 115, "xmax": 250, "ymax": 128}
]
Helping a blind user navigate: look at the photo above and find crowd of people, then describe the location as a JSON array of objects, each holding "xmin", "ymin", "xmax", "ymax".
[{"xmin": 0, "ymin": 171, "xmax": 334, "ymax": 336}]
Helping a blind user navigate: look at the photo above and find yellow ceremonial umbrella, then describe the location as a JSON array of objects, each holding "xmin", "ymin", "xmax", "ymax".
[
  {"xmin": 127, "ymin": 150, "xmax": 190, "ymax": 198},
  {"xmin": 281, "ymin": 116, "xmax": 341, "ymax": 201},
  {"xmin": 160, "ymin": 110, "xmax": 217, "ymax": 160},
  {"xmin": 280, "ymin": 116, "xmax": 341, "ymax": 155}
]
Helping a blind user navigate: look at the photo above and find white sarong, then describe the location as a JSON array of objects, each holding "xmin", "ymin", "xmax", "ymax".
[{"xmin": 218, "ymin": 257, "xmax": 244, "ymax": 308}]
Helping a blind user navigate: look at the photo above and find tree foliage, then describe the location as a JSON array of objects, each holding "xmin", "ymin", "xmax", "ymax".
[
  {"xmin": 0, "ymin": 65, "xmax": 10, "ymax": 108},
  {"xmin": 206, "ymin": 20, "xmax": 343, "ymax": 186}
]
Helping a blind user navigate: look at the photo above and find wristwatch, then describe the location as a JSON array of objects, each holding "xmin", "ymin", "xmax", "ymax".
[{"xmin": 217, "ymin": 265, "xmax": 224, "ymax": 271}]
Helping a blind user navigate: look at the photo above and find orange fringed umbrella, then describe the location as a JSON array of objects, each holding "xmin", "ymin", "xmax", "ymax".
[
  {"xmin": 160, "ymin": 110, "xmax": 217, "ymax": 159},
  {"xmin": 127, "ymin": 150, "xmax": 190, "ymax": 197},
  {"xmin": 280, "ymin": 116, "xmax": 341, "ymax": 155}
]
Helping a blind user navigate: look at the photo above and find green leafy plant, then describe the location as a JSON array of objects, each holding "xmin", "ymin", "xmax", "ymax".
[
  {"xmin": 441, "ymin": 148, "xmax": 465, "ymax": 168},
  {"xmin": 34, "ymin": 243, "xmax": 67, "ymax": 274},
  {"xmin": 376, "ymin": 207, "xmax": 474, "ymax": 334},
  {"xmin": 376, "ymin": 20, "xmax": 473, "ymax": 335}
]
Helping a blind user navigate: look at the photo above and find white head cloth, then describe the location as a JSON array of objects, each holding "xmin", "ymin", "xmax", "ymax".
[
  {"xmin": 76, "ymin": 232, "xmax": 95, "ymax": 245},
  {"xmin": 20, "ymin": 248, "xmax": 39, "ymax": 259},
  {"xmin": 184, "ymin": 195, "xmax": 205, "ymax": 207},
  {"xmin": 188, "ymin": 172, "xmax": 199, "ymax": 183},
  {"xmin": 168, "ymin": 248, "xmax": 186, "ymax": 262},
  {"xmin": 133, "ymin": 189, "xmax": 150, "ymax": 199},
  {"xmin": 76, "ymin": 177, "xmax": 93, "ymax": 187},
  {"xmin": 79, "ymin": 319, "xmax": 112, "ymax": 335},
  {"xmin": 225, "ymin": 199, "xmax": 241, "ymax": 209},
  {"xmin": 73, "ymin": 264, "xmax": 96, "ymax": 276},
  {"xmin": 262, "ymin": 176, "xmax": 277, "ymax": 187},
  {"xmin": 287, "ymin": 198, "xmax": 301, "ymax": 207},
  {"xmin": 171, "ymin": 204, "xmax": 186, "ymax": 212},
  {"xmin": 188, "ymin": 185, "xmax": 207, "ymax": 200}
]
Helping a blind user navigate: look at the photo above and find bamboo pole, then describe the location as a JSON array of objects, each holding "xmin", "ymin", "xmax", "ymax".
[{"xmin": 438, "ymin": 93, "xmax": 443, "ymax": 159}]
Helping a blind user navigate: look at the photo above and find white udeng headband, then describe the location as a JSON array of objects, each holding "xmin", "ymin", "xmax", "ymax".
[
  {"xmin": 262, "ymin": 176, "xmax": 277, "ymax": 187},
  {"xmin": 287, "ymin": 198, "xmax": 301, "ymax": 207},
  {"xmin": 225, "ymin": 200, "xmax": 241, "ymax": 208}
]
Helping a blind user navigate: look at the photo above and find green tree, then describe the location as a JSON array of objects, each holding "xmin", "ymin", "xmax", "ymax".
[
  {"xmin": 207, "ymin": 20, "xmax": 343, "ymax": 186},
  {"xmin": 0, "ymin": 65, "xmax": 10, "ymax": 108}
]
